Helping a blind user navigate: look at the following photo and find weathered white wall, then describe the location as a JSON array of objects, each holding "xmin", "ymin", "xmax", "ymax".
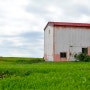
[
  {"xmin": 55, "ymin": 26, "xmax": 90, "ymax": 61},
  {"xmin": 44, "ymin": 25, "xmax": 53, "ymax": 61}
]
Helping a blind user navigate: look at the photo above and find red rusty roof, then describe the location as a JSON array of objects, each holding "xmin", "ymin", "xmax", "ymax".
[{"xmin": 44, "ymin": 22, "xmax": 90, "ymax": 30}]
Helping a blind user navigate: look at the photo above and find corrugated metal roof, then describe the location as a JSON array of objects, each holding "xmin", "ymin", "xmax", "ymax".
[{"xmin": 44, "ymin": 22, "xmax": 90, "ymax": 30}]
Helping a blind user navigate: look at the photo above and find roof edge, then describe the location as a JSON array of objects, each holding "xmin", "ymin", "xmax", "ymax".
[
  {"xmin": 44, "ymin": 22, "xmax": 90, "ymax": 30},
  {"xmin": 44, "ymin": 22, "xmax": 54, "ymax": 30}
]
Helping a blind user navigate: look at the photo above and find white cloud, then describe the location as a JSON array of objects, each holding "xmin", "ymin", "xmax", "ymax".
[
  {"xmin": 0, "ymin": 0, "xmax": 44, "ymax": 36},
  {"xmin": 0, "ymin": 36, "xmax": 43, "ymax": 57},
  {"xmin": 9, "ymin": 50, "xmax": 33, "ymax": 57}
]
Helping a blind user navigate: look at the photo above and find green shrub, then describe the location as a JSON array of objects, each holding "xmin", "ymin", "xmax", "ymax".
[{"xmin": 74, "ymin": 53, "xmax": 90, "ymax": 62}]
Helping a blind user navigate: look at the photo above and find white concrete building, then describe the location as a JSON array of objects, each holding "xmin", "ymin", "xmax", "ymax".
[{"xmin": 44, "ymin": 22, "xmax": 90, "ymax": 61}]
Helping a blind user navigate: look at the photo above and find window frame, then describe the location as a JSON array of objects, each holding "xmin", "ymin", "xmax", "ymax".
[
  {"xmin": 60, "ymin": 52, "xmax": 67, "ymax": 58},
  {"xmin": 82, "ymin": 48, "xmax": 88, "ymax": 54}
]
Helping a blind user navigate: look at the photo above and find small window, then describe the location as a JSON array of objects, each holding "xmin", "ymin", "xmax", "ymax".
[
  {"xmin": 82, "ymin": 48, "xmax": 88, "ymax": 54},
  {"xmin": 49, "ymin": 30, "xmax": 50, "ymax": 34},
  {"xmin": 60, "ymin": 52, "xmax": 66, "ymax": 58}
]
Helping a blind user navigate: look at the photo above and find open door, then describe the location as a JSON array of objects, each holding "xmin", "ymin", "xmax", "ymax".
[{"xmin": 69, "ymin": 46, "xmax": 81, "ymax": 61}]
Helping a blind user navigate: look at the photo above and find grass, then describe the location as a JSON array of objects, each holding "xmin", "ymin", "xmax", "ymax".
[{"xmin": 0, "ymin": 57, "xmax": 90, "ymax": 90}]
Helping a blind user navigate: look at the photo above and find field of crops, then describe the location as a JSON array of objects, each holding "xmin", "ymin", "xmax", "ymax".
[{"xmin": 0, "ymin": 57, "xmax": 90, "ymax": 90}]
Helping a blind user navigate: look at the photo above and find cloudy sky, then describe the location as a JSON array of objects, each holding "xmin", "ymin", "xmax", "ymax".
[{"xmin": 0, "ymin": 0, "xmax": 90, "ymax": 57}]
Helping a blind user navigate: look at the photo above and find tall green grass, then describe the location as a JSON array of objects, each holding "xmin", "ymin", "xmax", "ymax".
[{"xmin": 0, "ymin": 57, "xmax": 90, "ymax": 90}]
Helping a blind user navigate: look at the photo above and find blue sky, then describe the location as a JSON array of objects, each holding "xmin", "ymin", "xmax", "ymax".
[{"xmin": 0, "ymin": 0, "xmax": 90, "ymax": 57}]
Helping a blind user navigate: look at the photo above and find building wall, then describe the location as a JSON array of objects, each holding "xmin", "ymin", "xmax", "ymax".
[
  {"xmin": 44, "ymin": 25, "xmax": 54, "ymax": 61},
  {"xmin": 54, "ymin": 26, "xmax": 90, "ymax": 61}
]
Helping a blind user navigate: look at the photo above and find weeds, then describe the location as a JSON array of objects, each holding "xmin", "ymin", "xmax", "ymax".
[{"xmin": 0, "ymin": 57, "xmax": 90, "ymax": 90}]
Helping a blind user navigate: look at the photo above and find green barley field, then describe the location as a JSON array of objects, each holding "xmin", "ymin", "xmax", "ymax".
[{"xmin": 0, "ymin": 57, "xmax": 90, "ymax": 90}]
